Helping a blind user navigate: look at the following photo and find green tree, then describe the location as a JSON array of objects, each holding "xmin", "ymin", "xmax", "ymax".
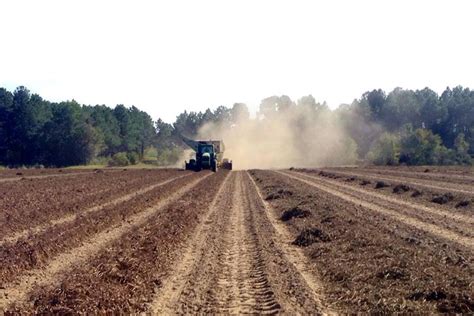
[
  {"xmin": 399, "ymin": 126, "xmax": 449, "ymax": 165},
  {"xmin": 416, "ymin": 88, "xmax": 445, "ymax": 131},
  {"xmin": 6, "ymin": 87, "xmax": 51, "ymax": 165},
  {"xmin": 382, "ymin": 88, "xmax": 421, "ymax": 131},
  {"xmin": 231, "ymin": 103, "xmax": 250, "ymax": 123},
  {"xmin": 361, "ymin": 89, "xmax": 386, "ymax": 121},
  {"xmin": 173, "ymin": 111, "xmax": 201, "ymax": 137},
  {"xmin": 367, "ymin": 133, "xmax": 400, "ymax": 165},
  {"xmin": 0, "ymin": 88, "xmax": 14, "ymax": 164},
  {"xmin": 453, "ymin": 133, "xmax": 472, "ymax": 164},
  {"xmin": 41, "ymin": 101, "xmax": 96, "ymax": 166},
  {"xmin": 87, "ymin": 105, "xmax": 121, "ymax": 156},
  {"xmin": 156, "ymin": 119, "xmax": 175, "ymax": 147},
  {"xmin": 213, "ymin": 105, "xmax": 232, "ymax": 124},
  {"xmin": 439, "ymin": 86, "xmax": 474, "ymax": 151}
]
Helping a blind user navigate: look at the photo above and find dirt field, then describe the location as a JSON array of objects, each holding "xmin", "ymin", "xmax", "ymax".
[{"xmin": 0, "ymin": 167, "xmax": 473, "ymax": 313}]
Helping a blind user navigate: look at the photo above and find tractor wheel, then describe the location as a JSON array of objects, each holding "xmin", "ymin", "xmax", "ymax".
[
  {"xmin": 186, "ymin": 159, "xmax": 196, "ymax": 171},
  {"xmin": 212, "ymin": 159, "xmax": 218, "ymax": 172}
]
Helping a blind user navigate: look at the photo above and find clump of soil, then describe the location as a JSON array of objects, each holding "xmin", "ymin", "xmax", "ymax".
[
  {"xmin": 375, "ymin": 181, "xmax": 390, "ymax": 189},
  {"xmin": 94, "ymin": 169, "xmax": 104, "ymax": 174},
  {"xmin": 411, "ymin": 189, "xmax": 423, "ymax": 197},
  {"xmin": 319, "ymin": 171, "xmax": 338, "ymax": 179},
  {"xmin": 360, "ymin": 180, "xmax": 371, "ymax": 186},
  {"xmin": 408, "ymin": 289, "xmax": 447, "ymax": 302},
  {"xmin": 431, "ymin": 193, "xmax": 454, "ymax": 205},
  {"xmin": 319, "ymin": 171, "xmax": 332, "ymax": 177},
  {"xmin": 292, "ymin": 228, "xmax": 331, "ymax": 247},
  {"xmin": 345, "ymin": 177, "xmax": 356, "ymax": 182},
  {"xmin": 280, "ymin": 207, "xmax": 310, "ymax": 221},
  {"xmin": 376, "ymin": 268, "xmax": 407, "ymax": 280},
  {"xmin": 437, "ymin": 296, "xmax": 474, "ymax": 313},
  {"xmin": 408, "ymin": 290, "xmax": 474, "ymax": 313},
  {"xmin": 266, "ymin": 189, "xmax": 293, "ymax": 200},
  {"xmin": 393, "ymin": 184, "xmax": 410, "ymax": 193},
  {"xmin": 16, "ymin": 172, "xmax": 23, "ymax": 176},
  {"xmin": 455, "ymin": 200, "xmax": 470, "ymax": 208},
  {"xmin": 320, "ymin": 216, "xmax": 334, "ymax": 224},
  {"xmin": 405, "ymin": 236, "xmax": 421, "ymax": 245}
]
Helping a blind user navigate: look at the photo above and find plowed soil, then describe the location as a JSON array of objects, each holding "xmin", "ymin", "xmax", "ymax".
[{"xmin": 0, "ymin": 167, "xmax": 473, "ymax": 314}]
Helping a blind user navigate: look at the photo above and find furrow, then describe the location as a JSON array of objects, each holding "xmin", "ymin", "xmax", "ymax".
[
  {"xmin": 279, "ymin": 171, "xmax": 474, "ymax": 251},
  {"xmin": 291, "ymin": 171, "xmax": 474, "ymax": 228},
  {"xmin": 0, "ymin": 173, "xmax": 191, "ymax": 246},
  {"xmin": 149, "ymin": 171, "xmax": 232, "ymax": 313},
  {"xmin": 321, "ymin": 168, "xmax": 474, "ymax": 195},
  {"xmin": 0, "ymin": 173, "xmax": 211, "ymax": 312},
  {"xmin": 246, "ymin": 171, "xmax": 332, "ymax": 315}
]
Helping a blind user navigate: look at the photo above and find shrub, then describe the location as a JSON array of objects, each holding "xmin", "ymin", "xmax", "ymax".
[
  {"xmin": 89, "ymin": 156, "xmax": 109, "ymax": 166},
  {"xmin": 454, "ymin": 133, "xmax": 473, "ymax": 165},
  {"xmin": 108, "ymin": 152, "xmax": 130, "ymax": 166},
  {"xmin": 143, "ymin": 146, "xmax": 158, "ymax": 161},
  {"xmin": 126, "ymin": 152, "xmax": 140, "ymax": 165},
  {"xmin": 156, "ymin": 147, "xmax": 182, "ymax": 166},
  {"xmin": 366, "ymin": 132, "xmax": 400, "ymax": 165},
  {"xmin": 399, "ymin": 126, "xmax": 449, "ymax": 165}
]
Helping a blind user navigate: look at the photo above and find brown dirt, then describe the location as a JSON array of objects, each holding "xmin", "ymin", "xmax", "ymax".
[
  {"xmin": 1, "ymin": 172, "xmax": 213, "ymax": 313},
  {"xmin": 0, "ymin": 168, "xmax": 98, "ymax": 180},
  {"xmin": 250, "ymin": 170, "xmax": 473, "ymax": 313},
  {"xmin": 299, "ymin": 167, "xmax": 474, "ymax": 217},
  {"xmin": 1, "ymin": 167, "xmax": 473, "ymax": 314},
  {"xmin": 321, "ymin": 167, "xmax": 474, "ymax": 196},
  {"xmin": 151, "ymin": 171, "xmax": 328, "ymax": 314},
  {"xmin": 0, "ymin": 169, "xmax": 187, "ymax": 237},
  {"xmin": 0, "ymin": 172, "xmax": 204, "ymax": 287},
  {"xmin": 360, "ymin": 165, "xmax": 474, "ymax": 182}
]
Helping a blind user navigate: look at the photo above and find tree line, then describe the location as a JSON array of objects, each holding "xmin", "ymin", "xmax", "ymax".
[
  {"xmin": 0, "ymin": 86, "xmax": 155, "ymax": 167},
  {"xmin": 339, "ymin": 86, "xmax": 473, "ymax": 165},
  {"xmin": 0, "ymin": 85, "xmax": 472, "ymax": 167}
]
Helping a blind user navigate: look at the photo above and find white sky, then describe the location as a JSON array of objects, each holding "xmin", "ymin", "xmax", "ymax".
[{"xmin": 1, "ymin": 0, "xmax": 473, "ymax": 123}]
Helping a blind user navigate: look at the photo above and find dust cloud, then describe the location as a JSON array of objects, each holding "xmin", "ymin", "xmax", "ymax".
[{"xmin": 197, "ymin": 99, "xmax": 357, "ymax": 170}]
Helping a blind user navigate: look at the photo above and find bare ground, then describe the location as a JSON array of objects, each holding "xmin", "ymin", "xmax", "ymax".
[{"xmin": 1, "ymin": 167, "xmax": 473, "ymax": 314}]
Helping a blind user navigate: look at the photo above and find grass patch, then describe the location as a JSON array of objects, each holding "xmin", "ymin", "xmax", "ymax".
[{"xmin": 66, "ymin": 164, "xmax": 107, "ymax": 170}]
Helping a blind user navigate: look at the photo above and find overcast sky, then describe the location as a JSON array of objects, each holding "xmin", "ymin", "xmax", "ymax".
[{"xmin": 1, "ymin": 0, "xmax": 473, "ymax": 122}]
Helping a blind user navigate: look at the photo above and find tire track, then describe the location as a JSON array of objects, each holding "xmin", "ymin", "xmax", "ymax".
[
  {"xmin": 162, "ymin": 172, "xmax": 281, "ymax": 314},
  {"xmin": 149, "ymin": 171, "xmax": 232, "ymax": 313},
  {"xmin": 0, "ymin": 173, "xmax": 192, "ymax": 246},
  {"xmin": 221, "ymin": 172, "xmax": 281, "ymax": 314},
  {"xmin": 0, "ymin": 173, "xmax": 211, "ymax": 312},
  {"xmin": 278, "ymin": 171, "xmax": 474, "ymax": 251},
  {"xmin": 320, "ymin": 168, "xmax": 474, "ymax": 195},
  {"xmin": 247, "ymin": 172, "xmax": 331, "ymax": 315},
  {"xmin": 153, "ymin": 171, "xmax": 328, "ymax": 314}
]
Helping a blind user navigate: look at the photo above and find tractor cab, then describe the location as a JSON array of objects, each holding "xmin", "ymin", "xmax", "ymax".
[
  {"xmin": 197, "ymin": 144, "xmax": 215, "ymax": 169},
  {"xmin": 198, "ymin": 144, "xmax": 214, "ymax": 156}
]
